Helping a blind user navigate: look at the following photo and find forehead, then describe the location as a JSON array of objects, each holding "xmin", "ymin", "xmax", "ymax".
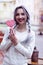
[{"xmin": 16, "ymin": 8, "xmax": 26, "ymax": 13}]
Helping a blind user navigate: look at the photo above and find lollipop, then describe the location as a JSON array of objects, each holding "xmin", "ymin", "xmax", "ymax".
[
  {"xmin": 6, "ymin": 20, "xmax": 15, "ymax": 28},
  {"xmin": 6, "ymin": 20, "xmax": 15, "ymax": 34}
]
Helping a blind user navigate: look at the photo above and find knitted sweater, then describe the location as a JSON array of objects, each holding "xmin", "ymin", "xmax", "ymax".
[{"xmin": 0, "ymin": 27, "xmax": 35, "ymax": 65}]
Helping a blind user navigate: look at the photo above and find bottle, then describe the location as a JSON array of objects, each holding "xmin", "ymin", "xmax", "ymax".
[{"xmin": 31, "ymin": 46, "xmax": 39, "ymax": 62}]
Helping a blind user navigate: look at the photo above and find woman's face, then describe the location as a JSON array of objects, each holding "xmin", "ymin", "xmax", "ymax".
[{"xmin": 15, "ymin": 8, "xmax": 27, "ymax": 25}]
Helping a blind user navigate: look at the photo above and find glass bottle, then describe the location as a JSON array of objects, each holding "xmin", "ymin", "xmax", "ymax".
[{"xmin": 31, "ymin": 46, "xmax": 39, "ymax": 62}]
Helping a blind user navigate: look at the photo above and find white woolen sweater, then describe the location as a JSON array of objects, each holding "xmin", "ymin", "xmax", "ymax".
[{"xmin": 0, "ymin": 27, "xmax": 35, "ymax": 65}]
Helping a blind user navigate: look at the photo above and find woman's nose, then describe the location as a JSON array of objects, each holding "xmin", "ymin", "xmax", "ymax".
[{"xmin": 19, "ymin": 14, "xmax": 22, "ymax": 18}]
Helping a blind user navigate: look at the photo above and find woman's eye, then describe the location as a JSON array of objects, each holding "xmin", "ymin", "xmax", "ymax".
[
  {"xmin": 21, "ymin": 13, "xmax": 25, "ymax": 15},
  {"xmin": 16, "ymin": 13, "xmax": 19, "ymax": 16},
  {"xmin": 16, "ymin": 13, "xmax": 25, "ymax": 16}
]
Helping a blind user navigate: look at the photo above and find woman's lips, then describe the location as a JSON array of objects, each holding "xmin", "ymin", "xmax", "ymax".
[{"xmin": 18, "ymin": 18, "xmax": 25, "ymax": 22}]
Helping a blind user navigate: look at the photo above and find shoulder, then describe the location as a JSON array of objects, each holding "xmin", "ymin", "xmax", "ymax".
[
  {"xmin": 29, "ymin": 30, "xmax": 35, "ymax": 37},
  {"xmin": 31, "ymin": 30, "xmax": 35, "ymax": 34}
]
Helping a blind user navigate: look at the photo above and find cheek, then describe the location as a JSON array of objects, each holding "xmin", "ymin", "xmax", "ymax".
[
  {"xmin": 15, "ymin": 17, "xmax": 20, "ymax": 24},
  {"xmin": 15, "ymin": 15, "xmax": 27, "ymax": 22},
  {"xmin": 15, "ymin": 17, "xmax": 18, "ymax": 21},
  {"xmin": 25, "ymin": 16, "xmax": 27, "ymax": 21}
]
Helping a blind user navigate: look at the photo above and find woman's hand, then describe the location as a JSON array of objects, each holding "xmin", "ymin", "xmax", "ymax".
[{"xmin": 9, "ymin": 28, "xmax": 18, "ymax": 46}]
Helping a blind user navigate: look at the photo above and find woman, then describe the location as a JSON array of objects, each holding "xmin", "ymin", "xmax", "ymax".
[{"xmin": 0, "ymin": 6, "xmax": 35, "ymax": 65}]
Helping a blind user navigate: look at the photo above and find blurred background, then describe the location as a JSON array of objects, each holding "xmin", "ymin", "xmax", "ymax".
[{"xmin": 0, "ymin": 0, "xmax": 43, "ymax": 59}]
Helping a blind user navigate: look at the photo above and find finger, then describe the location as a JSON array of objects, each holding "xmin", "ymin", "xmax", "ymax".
[{"xmin": 10, "ymin": 29, "xmax": 13, "ymax": 33}]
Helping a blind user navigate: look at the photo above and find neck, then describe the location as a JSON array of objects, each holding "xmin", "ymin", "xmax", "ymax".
[{"xmin": 17, "ymin": 24, "xmax": 27, "ymax": 32}]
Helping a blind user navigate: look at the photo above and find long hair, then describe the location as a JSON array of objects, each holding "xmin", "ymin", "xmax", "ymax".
[{"xmin": 14, "ymin": 6, "xmax": 30, "ymax": 32}]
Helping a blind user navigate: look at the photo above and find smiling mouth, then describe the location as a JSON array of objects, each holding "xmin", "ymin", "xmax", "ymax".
[{"xmin": 18, "ymin": 18, "xmax": 25, "ymax": 22}]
